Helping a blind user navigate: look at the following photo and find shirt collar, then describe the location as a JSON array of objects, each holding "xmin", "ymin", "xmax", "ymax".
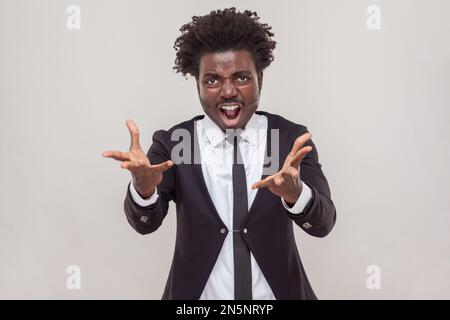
[{"xmin": 202, "ymin": 112, "xmax": 263, "ymax": 148}]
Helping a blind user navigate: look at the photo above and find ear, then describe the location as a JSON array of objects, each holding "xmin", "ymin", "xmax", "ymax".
[{"xmin": 258, "ymin": 71, "xmax": 263, "ymax": 92}]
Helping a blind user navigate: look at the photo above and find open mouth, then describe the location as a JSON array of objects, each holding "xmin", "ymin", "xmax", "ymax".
[{"xmin": 219, "ymin": 104, "xmax": 243, "ymax": 124}]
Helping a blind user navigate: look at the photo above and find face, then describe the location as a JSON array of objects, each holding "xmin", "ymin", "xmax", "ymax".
[{"xmin": 196, "ymin": 50, "xmax": 263, "ymax": 131}]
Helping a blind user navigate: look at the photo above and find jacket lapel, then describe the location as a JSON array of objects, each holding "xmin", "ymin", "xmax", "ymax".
[{"xmin": 188, "ymin": 116, "xmax": 228, "ymax": 227}]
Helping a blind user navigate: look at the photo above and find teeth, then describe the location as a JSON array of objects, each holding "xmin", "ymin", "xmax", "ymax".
[{"xmin": 220, "ymin": 105, "xmax": 240, "ymax": 111}]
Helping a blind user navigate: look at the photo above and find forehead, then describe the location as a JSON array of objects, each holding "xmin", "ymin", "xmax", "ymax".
[{"xmin": 198, "ymin": 50, "xmax": 256, "ymax": 76}]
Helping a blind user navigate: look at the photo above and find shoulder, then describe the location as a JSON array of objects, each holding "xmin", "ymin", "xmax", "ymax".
[
  {"xmin": 151, "ymin": 115, "xmax": 204, "ymax": 145},
  {"xmin": 257, "ymin": 110, "xmax": 309, "ymax": 136}
]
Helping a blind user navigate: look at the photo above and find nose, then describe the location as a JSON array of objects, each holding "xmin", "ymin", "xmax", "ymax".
[{"xmin": 220, "ymin": 79, "xmax": 237, "ymax": 99}]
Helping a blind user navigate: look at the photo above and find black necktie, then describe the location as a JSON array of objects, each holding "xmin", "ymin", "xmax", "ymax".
[{"xmin": 229, "ymin": 134, "xmax": 252, "ymax": 300}]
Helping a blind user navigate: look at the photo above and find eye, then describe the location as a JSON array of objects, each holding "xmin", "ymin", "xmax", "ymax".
[
  {"xmin": 237, "ymin": 75, "xmax": 250, "ymax": 83},
  {"xmin": 205, "ymin": 78, "xmax": 219, "ymax": 85}
]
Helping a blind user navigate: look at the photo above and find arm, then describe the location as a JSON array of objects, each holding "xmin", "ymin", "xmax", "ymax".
[
  {"xmin": 284, "ymin": 136, "xmax": 336, "ymax": 237},
  {"xmin": 124, "ymin": 130, "xmax": 176, "ymax": 235},
  {"xmin": 252, "ymin": 129, "xmax": 336, "ymax": 238},
  {"xmin": 103, "ymin": 120, "xmax": 174, "ymax": 235}
]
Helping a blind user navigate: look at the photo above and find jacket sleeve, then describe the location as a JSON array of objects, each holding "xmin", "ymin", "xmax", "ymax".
[
  {"xmin": 123, "ymin": 130, "xmax": 176, "ymax": 235},
  {"xmin": 285, "ymin": 128, "xmax": 337, "ymax": 238}
]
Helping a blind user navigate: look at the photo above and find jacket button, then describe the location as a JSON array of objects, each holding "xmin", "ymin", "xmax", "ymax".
[
  {"xmin": 243, "ymin": 228, "xmax": 248, "ymax": 234},
  {"xmin": 140, "ymin": 216, "xmax": 149, "ymax": 223},
  {"xmin": 220, "ymin": 228, "xmax": 227, "ymax": 234}
]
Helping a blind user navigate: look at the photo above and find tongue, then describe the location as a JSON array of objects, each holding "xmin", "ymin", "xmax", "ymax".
[{"xmin": 223, "ymin": 108, "xmax": 239, "ymax": 120}]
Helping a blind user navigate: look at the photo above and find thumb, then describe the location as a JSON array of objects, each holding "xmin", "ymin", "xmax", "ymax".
[{"xmin": 153, "ymin": 160, "xmax": 174, "ymax": 171}]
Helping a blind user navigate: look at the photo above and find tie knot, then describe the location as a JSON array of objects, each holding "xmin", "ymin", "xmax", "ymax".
[{"xmin": 226, "ymin": 132, "xmax": 241, "ymax": 145}]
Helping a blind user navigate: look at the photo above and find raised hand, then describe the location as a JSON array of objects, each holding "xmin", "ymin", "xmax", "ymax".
[
  {"xmin": 251, "ymin": 132, "xmax": 313, "ymax": 205},
  {"xmin": 103, "ymin": 119, "xmax": 173, "ymax": 198}
]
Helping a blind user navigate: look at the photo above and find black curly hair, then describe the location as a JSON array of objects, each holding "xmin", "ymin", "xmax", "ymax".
[{"xmin": 173, "ymin": 7, "xmax": 277, "ymax": 78}]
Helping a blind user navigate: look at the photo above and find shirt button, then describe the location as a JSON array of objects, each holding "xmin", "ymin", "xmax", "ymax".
[
  {"xmin": 220, "ymin": 228, "xmax": 227, "ymax": 234},
  {"xmin": 243, "ymin": 228, "xmax": 248, "ymax": 234}
]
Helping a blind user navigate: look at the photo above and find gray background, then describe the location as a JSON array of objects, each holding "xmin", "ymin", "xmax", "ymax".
[{"xmin": 1, "ymin": 0, "xmax": 449, "ymax": 299}]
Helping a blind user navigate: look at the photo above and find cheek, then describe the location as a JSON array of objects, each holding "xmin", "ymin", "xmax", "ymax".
[
  {"xmin": 198, "ymin": 87, "xmax": 208, "ymax": 101},
  {"xmin": 242, "ymin": 84, "xmax": 260, "ymax": 103},
  {"xmin": 199, "ymin": 89, "xmax": 218, "ymax": 108},
  {"xmin": 199, "ymin": 85, "xmax": 213, "ymax": 97},
  {"xmin": 253, "ymin": 89, "xmax": 260, "ymax": 100}
]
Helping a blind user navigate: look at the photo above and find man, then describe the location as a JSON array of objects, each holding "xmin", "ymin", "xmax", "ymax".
[{"xmin": 103, "ymin": 7, "xmax": 336, "ymax": 300}]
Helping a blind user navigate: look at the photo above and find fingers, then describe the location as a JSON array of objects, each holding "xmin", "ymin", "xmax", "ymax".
[
  {"xmin": 291, "ymin": 145, "xmax": 313, "ymax": 168},
  {"xmin": 252, "ymin": 175, "xmax": 276, "ymax": 189},
  {"xmin": 120, "ymin": 161, "xmax": 133, "ymax": 169},
  {"xmin": 284, "ymin": 166, "xmax": 299, "ymax": 178},
  {"xmin": 253, "ymin": 167, "xmax": 303, "ymax": 190},
  {"xmin": 151, "ymin": 160, "xmax": 174, "ymax": 172},
  {"xmin": 126, "ymin": 119, "xmax": 141, "ymax": 150},
  {"xmin": 253, "ymin": 165, "xmax": 302, "ymax": 190},
  {"xmin": 289, "ymin": 132, "xmax": 312, "ymax": 156},
  {"xmin": 102, "ymin": 150, "xmax": 130, "ymax": 161},
  {"xmin": 120, "ymin": 158, "xmax": 147, "ymax": 170},
  {"xmin": 102, "ymin": 120, "xmax": 141, "ymax": 164},
  {"xmin": 273, "ymin": 175, "xmax": 284, "ymax": 186},
  {"xmin": 120, "ymin": 159, "xmax": 173, "ymax": 171}
]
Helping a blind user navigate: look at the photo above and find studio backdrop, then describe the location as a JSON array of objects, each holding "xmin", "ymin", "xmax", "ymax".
[{"xmin": 1, "ymin": 0, "xmax": 449, "ymax": 299}]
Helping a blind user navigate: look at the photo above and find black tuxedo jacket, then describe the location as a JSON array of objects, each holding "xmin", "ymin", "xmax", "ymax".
[{"xmin": 124, "ymin": 111, "xmax": 337, "ymax": 300}]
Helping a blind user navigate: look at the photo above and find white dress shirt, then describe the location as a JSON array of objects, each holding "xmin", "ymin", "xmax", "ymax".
[{"xmin": 129, "ymin": 113, "xmax": 312, "ymax": 299}]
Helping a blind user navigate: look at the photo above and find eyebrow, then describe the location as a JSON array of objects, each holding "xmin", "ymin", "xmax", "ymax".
[{"xmin": 202, "ymin": 70, "xmax": 252, "ymax": 78}]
